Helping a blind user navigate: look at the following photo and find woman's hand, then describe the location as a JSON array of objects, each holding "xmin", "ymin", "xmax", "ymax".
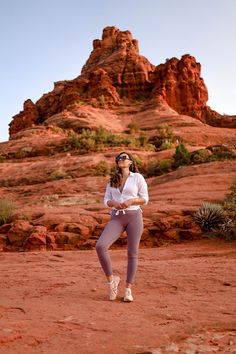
[
  {"xmin": 119, "ymin": 199, "xmax": 134, "ymax": 209},
  {"xmin": 119, "ymin": 198, "xmax": 145, "ymax": 209},
  {"xmin": 107, "ymin": 200, "xmax": 123, "ymax": 209},
  {"xmin": 108, "ymin": 198, "xmax": 145, "ymax": 209}
]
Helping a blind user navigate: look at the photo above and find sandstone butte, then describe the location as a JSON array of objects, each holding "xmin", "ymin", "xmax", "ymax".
[
  {"xmin": 0, "ymin": 26, "xmax": 236, "ymax": 353},
  {"xmin": 0, "ymin": 25, "xmax": 235, "ymax": 252}
]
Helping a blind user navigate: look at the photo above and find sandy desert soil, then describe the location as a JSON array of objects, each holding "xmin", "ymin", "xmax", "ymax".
[{"xmin": 0, "ymin": 239, "xmax": 236, "ymax": 354}]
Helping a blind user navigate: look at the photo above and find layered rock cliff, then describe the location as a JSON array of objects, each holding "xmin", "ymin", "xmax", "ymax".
[{"xmin": 9, "ymin": 26, "xmax": 236, "ymax": 137}]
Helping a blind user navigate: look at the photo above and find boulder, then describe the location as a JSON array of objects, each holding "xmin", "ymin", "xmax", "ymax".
[{"xmin": 7, "ymin": 221, "xmax": 33, "ymax": 247}]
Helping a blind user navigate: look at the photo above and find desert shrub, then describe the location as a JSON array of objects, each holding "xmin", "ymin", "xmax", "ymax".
[
  {"xmin": 67, "ymin": 127, "xmax": 155, "ymax": 152},
  {"xmin": 140, "ymin": 143, "xmax": 156, "ymax": 151},
  {"xmin": 223, "ymin": 180, "xmax": 236, "ymax": 223},
  {"xmin": 212, "ymin": 151, "xmax": 236, "ymax": 161},
  {"xmin": 211, "ymin": 181, "xmax": 236, "ymax": 240},
  {"xmin": 137, "ymin": 133, "xmax": 149, "ymax": 147},
  {"xmin": 214, "ymin": 219, "xmax": 236, "ymax": 241},
  {"xmin": 159, "ymin": 159, "xmax": 172, "ymax": 173},
  {"xmin": 93, "ymin": 161, "xmax": 110, "ymax": 176},
  {"xmin": 50, "ymin": 169, "xmax": 67, "ymax": 180},
  {"xmin": 134, "ymin": 134, "xmax": 155, "ymax": 151},
  {"xmin": 207, "ymin": 145, "xmax": 236, "ymax": 161},
  {"xmin": 91, "ymin": 99, "xmax": 98, "ymax": 108},
  {"xmin": 0, "ymin": 155, "xmax": 6, "ymax": 163},
  {"xmin": 195, "ymin": 182, "xmax": 236, "ymax": 241},
  {"xmin": 78, "ymin": 137, "xmax": 96, "ymax": 151},
  {"xmin": 134, "ymin": 156, "xmax": 144, "ymax": 172},
  {"xmin": 98, "ymin": 95, "xmax": 106, "ymax": 107},
  {"xmin": 145, "ymin": 159, "xmax": 172, "ymax": 177},
  {"xmin": 110, "ymin": 134, "xmax": 134, "ymax": 147},
  {"xmin": 136, "ymin": 92, "xmax": 145, "ymax": 101},
  {"xmin": 191, "ymin": 149, "xmax": 211, "ymax": 164},
  {"xmin": 172, "ymin": 143, "xmax": 191, "ymax": 168},
  {"xmin": 67, "ymin": 130, "xmax": 81, "ymax": 149},
  {"xmin": 156, "ymin": 125, "xmax": 174, "ymax": 140},
  {"xmin": 50, "ymin": 126, "xmax": 64, "ymax": 134},
  {"xmin": 94, "ymin": 127, "xmax": 110, "ymax": 145},
  {"xmin": 14, "ymin": 212, "xmax": 30, "ymax": 221},
  {"xmin": 194, "ymin": 202, "xmax": 225, "ymax": 231},
  {"xmin": 150, "ymin": 125, "xmax": 175, "ymax": 150},
  {"xmin": 0, "ymin": 198, "xmax": 16, "ymax": 225},
  {"xmin": 159, "ymin": 141, "xmax": 175, "ymax": 151},
  {"xmin": 127, "ymin": 121, "xmax": 140, "ymax": 134},
  {"xmin": 67, "ymin": 130, "xmax": 96, "ymax": 152}
]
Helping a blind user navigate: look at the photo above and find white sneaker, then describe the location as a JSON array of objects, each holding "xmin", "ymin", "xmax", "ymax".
[
  {"xmin": 124, "ymin": 287, "xmax": 134, "ymax": 302},
  {"xmin": 108, "ymin": 276, "xmax": 120, "ymax": 301}
]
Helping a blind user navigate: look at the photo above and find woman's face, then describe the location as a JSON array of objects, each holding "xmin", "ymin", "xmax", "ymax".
[{"xmin": 116, "ymin": 153, "xmax": 132, "ymax": 169}]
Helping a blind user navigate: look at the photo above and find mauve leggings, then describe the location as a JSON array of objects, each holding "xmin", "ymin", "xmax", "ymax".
[{"xmin": 96, "ymin": 209, "xmax": 143, "ymax": 284}]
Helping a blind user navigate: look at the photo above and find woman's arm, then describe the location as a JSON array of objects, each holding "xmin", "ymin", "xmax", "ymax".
[
  {"xmin": 119, "ymin": 197, "xmax": 146, "ymax": 209},
  {"xmin": 107, "ymin": 200, "xmax": 122, "ymax": 208},
  {"xmin": 137, "ymin": 174, "xmax": 149, "ymax": 205},
  {"xmin": 104, "ymin": 183, "xmax": 112, "ymax": 207},
  {"xmin": 104, "ymin": 185, "xmax": 123, "ymax": 209}
]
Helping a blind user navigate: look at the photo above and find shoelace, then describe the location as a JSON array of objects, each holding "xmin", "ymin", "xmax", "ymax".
[{"xmin": 109, "ymin": 280, "xmax": 118, "ymax": 295}]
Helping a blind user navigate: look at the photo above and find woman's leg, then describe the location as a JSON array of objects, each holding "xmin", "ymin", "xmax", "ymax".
[
  {"xmin": 125, "ymin": 211, "xmax": 143, "ymax": 286},
  {"xmin": 96, "ymin": 217, "xmax": 124, "ymax": 278}
]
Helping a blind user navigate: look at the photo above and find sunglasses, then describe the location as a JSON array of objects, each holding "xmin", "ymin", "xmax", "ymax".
[{"xmin": 116, "ymin": 155, "xmax": 131, "ymax": 161}]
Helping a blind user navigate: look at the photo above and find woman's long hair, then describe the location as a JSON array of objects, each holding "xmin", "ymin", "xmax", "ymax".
[{"xmin": 110, "ymin": 152, "xmax": 139, "ymax": 188}]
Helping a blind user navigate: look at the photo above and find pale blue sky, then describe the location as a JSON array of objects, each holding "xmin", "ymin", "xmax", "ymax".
[{"xmin": 0, "ymin": 0, "xmax": 236, "ymax": 142}]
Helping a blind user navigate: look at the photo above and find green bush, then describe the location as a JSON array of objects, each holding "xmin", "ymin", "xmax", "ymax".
[
  {"xmin": 0, "ymin": 198, "xmax": 16, "ymax": 225},
  {"xmin": 134, "ymin": 156, "xmax": 144, "ymax": 171},
  {"xmin": 195, "ymin": 182, "xmax": 236, "ymax": 241},
  {"xmin": 214, "ymin": 219, "xmax": 236, "ymax": 241},
  {"xmin": 66, "ymin": 127, "xmax": 156, "ymax": 152},
  {"xmin": 149, "ymin": 125, "xmax": 176, "ymax": 150},
  {"xmin": 98, "ymin": 95, "xmax": 106, "ymax": 107},
  {"xmin": 93, "ymin": 161, "xmax": 110, "ymax": 176},
  {"xmin": 172, "ymin": 143, "xmax": 191, "ymax": 168},
  {"xmin": 0, "ymin": 155, "xmax": 6, "ymax": 163},
  {"xmin": 194, "ymin": 202, "xmax": 225, "ymax": 231},
  {"xmin": 137, "ymin": 133, "xmax": 149, "ymax": 147},
  {"xmin": 156, "ymin": 125, "xmax": 174, "ymax": 140},
  {"xmin": 223, "ymin": 180, "xmax": 236, "ymax": 223},
  {"xmin": 78, "ymin": 137, "xmax": 96, "ymax": 151},
  {"xmin": 67, "ymin": 130, "xmax": 81, "ymax": 149},
  {"xmin": 127, "ymin": 121, "xmax": 140, "ymax": 134},
  {"xmin": 145, "ymin": 159, "xmax": 172, "ymax": 177},
  {"xmin": 50, "ymin": 169, "xmax": 67, "ymax": 180},
  {"xmin": 94, "ymin": 127, "xmax": 110, "ymax": 145},
  {"xmin": 191, "ymin": 149, "xmax": 211, "ymax": 164},
  {"xmin": 135, "ymin": 92, "xmax": 145, "ymax": 101},
  {"xmin": 215, "ymin": 180, "xmax": 236, "ymax": 240},
  {"xmin": 159, "ymin": 141, "xmax": 175, "ymax": 151}
]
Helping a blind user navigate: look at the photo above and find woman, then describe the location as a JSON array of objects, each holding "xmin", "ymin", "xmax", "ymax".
[{"xmin": 96, "ymin": 151, "xmax": 149, "ymax": 302}]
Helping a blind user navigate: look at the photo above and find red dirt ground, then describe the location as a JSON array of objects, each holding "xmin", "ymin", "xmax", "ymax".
[{"xmin": 0, "ymin": 239, "xmax": 236, "ymax": 354}]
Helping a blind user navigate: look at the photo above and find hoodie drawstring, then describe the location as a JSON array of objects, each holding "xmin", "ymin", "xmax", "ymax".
[{"xmin": 115, "ymin": 210, "xmax": 126, "ymax": 216}]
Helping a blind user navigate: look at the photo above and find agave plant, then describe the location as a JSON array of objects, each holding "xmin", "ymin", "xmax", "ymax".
[{"xmin": 194, "ymin": 202, "xmax": 225, "ymax": 231}]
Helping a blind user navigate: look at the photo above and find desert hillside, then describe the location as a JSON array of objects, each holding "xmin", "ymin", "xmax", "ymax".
[{"xmin": 0, "ymin": 26, "xmax": 235, "ymax": 252}]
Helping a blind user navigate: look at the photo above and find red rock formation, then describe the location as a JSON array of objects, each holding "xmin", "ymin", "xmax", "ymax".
[
  {"xmin": 85, "ymin": 68, "xmax": 120, "ymax": 105},
  {"xmin": 8, "ymin": 26, "xmax": 236, "ymax": 137},
  {"xmin": 9, "ymin": 99, "xmax": 39, "ymax": 137},
  {"xmin": 151, "ymin": 55, "xmax": 209, "ymax": 121},
  {"xmin": 81, "ymin": 26, "xmax": 155, "ymax": 98}
]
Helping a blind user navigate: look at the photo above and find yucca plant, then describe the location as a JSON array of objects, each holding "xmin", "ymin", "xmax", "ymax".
[{"xmin": 194, "ymin": 202, "xmax": 225, "ymax": 231}]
